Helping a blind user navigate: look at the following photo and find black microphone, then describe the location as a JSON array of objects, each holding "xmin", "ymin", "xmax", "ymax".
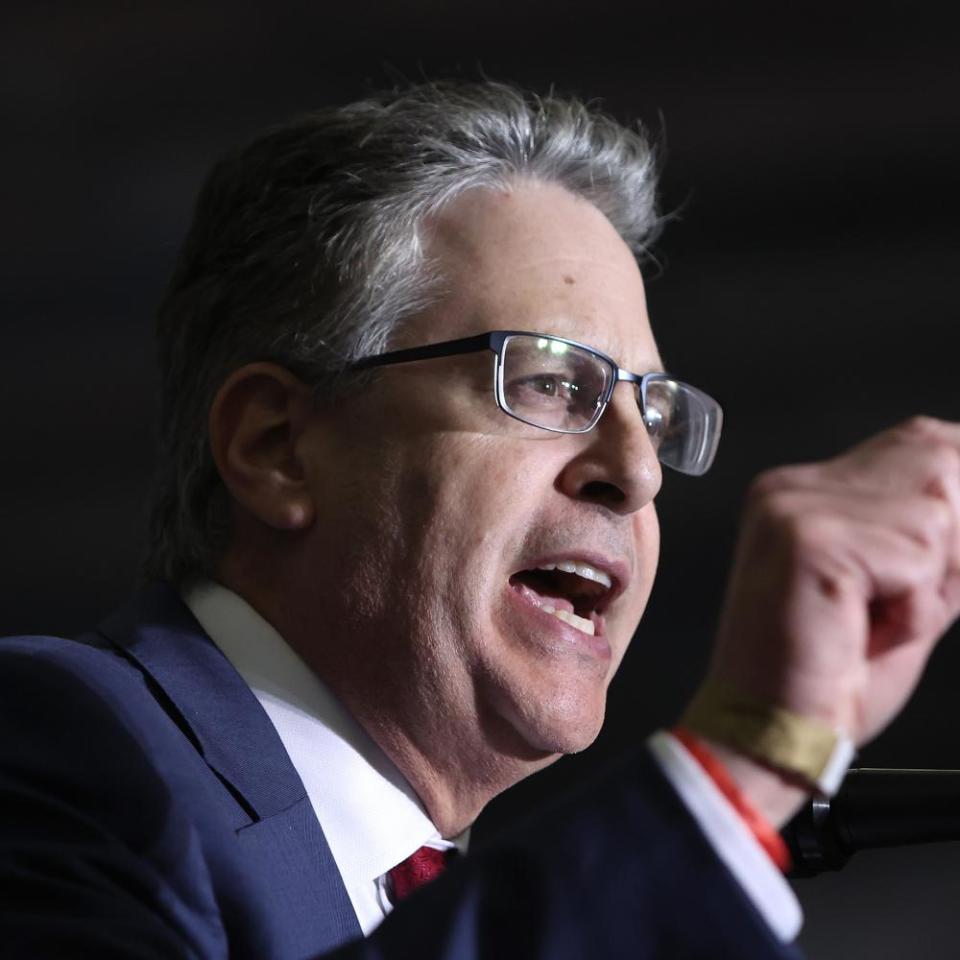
[{"xmin": 783, "ymin": 768, "xmax": 960, "ymax": 877}]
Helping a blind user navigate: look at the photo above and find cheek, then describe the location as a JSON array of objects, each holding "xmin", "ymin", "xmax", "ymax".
[
  {"xmin": 419, "ymin": 434, "xmax": 539, "ymax": 535},
  {"xmin": 398, "ymin": 436, "xmax": 545, "ymax": 625}
]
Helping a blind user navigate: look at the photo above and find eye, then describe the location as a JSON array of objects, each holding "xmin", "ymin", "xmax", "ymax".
[
  {"xmin": 534, "ymin": 375, "xmax": 574, "ymax": 398},
  {"xmin": 642, "ymin": 386, "xmax": 678, "ymax": 447},
  {"xmin": 511, "ymin": 374, "xmax": 579, "ymax": 403},
  {"xmin": 644, "ymin": 404, "xmax": 666, "ymax": 436}
]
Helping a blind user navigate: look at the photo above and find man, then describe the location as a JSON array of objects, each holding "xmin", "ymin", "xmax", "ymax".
[{"xmin": 3, "ymin": 81, "xmax": 959, "ymax": 958}]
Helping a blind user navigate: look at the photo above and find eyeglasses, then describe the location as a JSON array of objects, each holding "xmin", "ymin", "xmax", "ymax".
[{"xmin": 351, "ymin": 330, "xmax": 723, "ymax": 476}]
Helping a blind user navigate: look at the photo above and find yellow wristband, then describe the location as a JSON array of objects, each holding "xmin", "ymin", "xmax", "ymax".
[{"xmin": 680, "ymin": 678, "xmax": 855, "ymax": 796}]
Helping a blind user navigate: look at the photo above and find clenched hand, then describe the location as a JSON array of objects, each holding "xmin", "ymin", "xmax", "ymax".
[{"xmin": 699, "ymin": 416, "xmax": 960, "ymax": 821}]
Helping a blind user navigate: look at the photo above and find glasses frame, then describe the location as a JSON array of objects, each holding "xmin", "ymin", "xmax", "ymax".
[{"xmin": 350, "ymin": 330, "xmax": 722, "ymax": 474}]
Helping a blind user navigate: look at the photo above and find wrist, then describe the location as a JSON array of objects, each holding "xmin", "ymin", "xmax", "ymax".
[
  {"xmin": 682, "ymin": 676, "xmax": 856, "ymax": 796},
  {"xmin": 691, "ymin": 734, "xmax": 809, "ymax": 830}
]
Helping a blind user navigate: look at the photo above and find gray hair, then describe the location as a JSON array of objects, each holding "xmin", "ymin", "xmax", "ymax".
[{"xmin": 144, "ymin": 80, "xmax": 663, "ymax": 583}]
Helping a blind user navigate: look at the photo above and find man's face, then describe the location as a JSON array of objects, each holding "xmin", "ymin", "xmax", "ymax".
[{"xmin": 295, "ymin": 181, "xmax": 663, "ymax": 769}]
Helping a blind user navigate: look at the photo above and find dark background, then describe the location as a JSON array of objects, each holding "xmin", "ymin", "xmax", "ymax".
[{"xmin": 3, "ymin": 3, "xmax": 959, "ymax": 955}]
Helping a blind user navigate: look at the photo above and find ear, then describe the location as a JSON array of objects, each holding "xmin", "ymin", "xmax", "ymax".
[{"xmin": 209, "ymin": 362, "xmax": 317, "ymax": 532}]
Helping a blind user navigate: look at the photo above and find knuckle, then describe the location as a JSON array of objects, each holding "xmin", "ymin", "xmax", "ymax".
[
  {"xmin": 746, "ymin": 464, "xmax": 811, "ymax": 500},
  {"xmin": 896, "ymin": 414, "xmax": 944, "ymax": 441},
  {"xmin": 781, "ymin": 512, "xmax": 838, "ymax": 556},
  {"xmin": 748, "ymin": 486, "xmax": 832, "ymax": 547},
  {"xmin": 907, "ymin": 495, "xmax": 953, "ymax": 548},
  {"xmin": 928, "ymin": 498, "xmax": 954, "ymax": 537},
  {"xmin": 926, "ymin": 443, "xmax": 960, "ymax": 479},
  {"xmin": 753, "ymin": 510, "xmax": 845, "ymax": 581},
  {"xmin": 910, "ymin": 444, "xmax": 960, "ymax": 499},
  {"xmin": 754, "ymin": 487, "xmax": 801, "ymax": 524},
  {"xmin": 887, "ymin": 417, "xmax": 960, "ymax": 488}
]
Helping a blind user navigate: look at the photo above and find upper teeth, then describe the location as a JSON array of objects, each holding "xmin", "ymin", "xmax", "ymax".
[{"xmin": 536, "ymin": 560, "xmax": 612, "ymax": 589}]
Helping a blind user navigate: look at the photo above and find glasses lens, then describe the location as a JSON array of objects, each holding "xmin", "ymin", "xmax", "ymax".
[
  {"xmin": 500, "ymin": 335, "xmax": 610, "ymax": 431},
  {"xmin": 642, "ymin": 376, "xmax": 723, "ymax": 475}
]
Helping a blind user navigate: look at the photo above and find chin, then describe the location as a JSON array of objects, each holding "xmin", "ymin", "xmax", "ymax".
[
  {"xmin": 475, "ymin": 629, "xmax": 614, "ymax": 762},
  {"xmin": 502, "ymin": 685, "xmax": 608, "ymax": 758},
  {"xmin": 524, "ymin": 716, "xmax": 605, "ymax": 756}
]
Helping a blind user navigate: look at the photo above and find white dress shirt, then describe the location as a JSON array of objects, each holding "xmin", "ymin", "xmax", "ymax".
[
  {"xmin": 183, "ymin": 580, "xmax": 800, "ymax": 941},
  {"xmin": 184, "ymin": 581, "xmax": 466, "ymax": 935}
]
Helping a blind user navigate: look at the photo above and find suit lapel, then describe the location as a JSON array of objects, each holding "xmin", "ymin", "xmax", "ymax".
[
  {"xmin": 97, "ymin": 581, "xmax": 304, "ymax": 818},
  {"xmin": 95, "ymin": 581, "xmax": 362, "ymax": 947}
]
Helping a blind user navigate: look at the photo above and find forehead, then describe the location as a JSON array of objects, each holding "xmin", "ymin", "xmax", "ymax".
[{"xmin": 411, "ymin": 181, "xmax": 661, "ymax": 371}]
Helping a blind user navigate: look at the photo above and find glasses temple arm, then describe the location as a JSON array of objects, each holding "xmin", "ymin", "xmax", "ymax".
[{"xmin": 350, "ymin": 333, "xmax": 494, "ymax": 370}]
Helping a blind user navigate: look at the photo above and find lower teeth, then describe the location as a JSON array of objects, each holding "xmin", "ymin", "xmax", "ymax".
[{"xmin": 542, "ymin": 605, "xmax": 595, "ymax": 636}]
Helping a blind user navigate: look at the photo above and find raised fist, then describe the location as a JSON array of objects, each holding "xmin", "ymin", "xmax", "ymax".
[{"xmin": 710, "ymin": 416, "xmax": 960, "ymax": 746}]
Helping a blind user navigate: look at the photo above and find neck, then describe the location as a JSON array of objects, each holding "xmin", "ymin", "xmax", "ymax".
[
  {"xmin": 218, "ymin": 552, "xmax": 557, "ymax": 837},
  {"xmin": 335, "ymin": 684, "xmax": 558, "ymax": 837}
]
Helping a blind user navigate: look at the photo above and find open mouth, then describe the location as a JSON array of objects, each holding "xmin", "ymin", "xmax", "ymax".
[{"xmin": 508, "ymin": 560, "xmax": 615, "ymax": 638}]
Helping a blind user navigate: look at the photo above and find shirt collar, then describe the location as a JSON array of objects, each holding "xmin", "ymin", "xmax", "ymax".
[{"xmin": 182, "ymin": 579, "xmax": 468, "ymax": 892}]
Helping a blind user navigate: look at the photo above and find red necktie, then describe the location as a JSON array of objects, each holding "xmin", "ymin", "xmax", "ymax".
[{"xmin": 387, "ymin": 846, "xmax": 455, "ymax": 903}]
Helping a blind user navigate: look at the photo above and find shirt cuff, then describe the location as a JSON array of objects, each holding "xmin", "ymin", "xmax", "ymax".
[{"xmin": 647, "ymin": 729, "xmax": 803, "ymax": 943}]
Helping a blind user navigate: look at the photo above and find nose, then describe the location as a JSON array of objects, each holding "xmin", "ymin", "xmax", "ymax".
[{"xmin": 555, "ymin": 383, "xmax": 663, "ymax": 514}]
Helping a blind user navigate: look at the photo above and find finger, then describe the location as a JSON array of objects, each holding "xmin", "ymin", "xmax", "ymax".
[
  {"xmin": 754, "ymin": 416, "xmax": 960, "ymax": 495},
  {"xmin": 758, "ymin": 438, "xmax": 960, "ymax": 502},
  {"xmin": 844, "ymin": 422, "xmax": 960, "ymax": 501},
  {"xmin": 801, "ymin": 514, "xmax": 949, "ymax": 601},
  {"xmin": 851, "ymin": 417, "xmax": 960, "ymax": 465},
  {"xmin": 752, "ymin": 431, "xmax": 960, "ymax": 575},
  {"xmin": 748, "ymin": 487, "xmax": 955, "ymax": 557}
]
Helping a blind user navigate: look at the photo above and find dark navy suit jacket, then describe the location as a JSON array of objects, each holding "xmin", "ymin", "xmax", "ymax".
[{"xmin": 0, "ymin": 583, "xmax": 802, "ymax": 958}]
